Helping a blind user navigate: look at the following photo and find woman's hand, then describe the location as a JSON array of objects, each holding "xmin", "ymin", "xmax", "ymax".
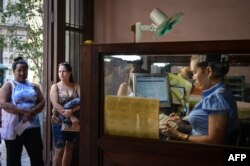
[
  {"xmin": 159, "ymin": 121, "xmax": 187, "ymax": 141},
  {"xmin": 169, "ymin": 112, "xmax": 181, "ymax": 121},
  {"xmin": 62, "ymin": 109, "xmax": 73, "ymax": 118},
  {"xmin": 21, "ymin": 110, "xmax": 34, "ymax": 122},
  {"xmin": 167, "ymin": 113, "xmax": 192, "ymax": 134},
  {"xmin": 70, "ymin": 116, "xmax": 79, "ymax": 127}
]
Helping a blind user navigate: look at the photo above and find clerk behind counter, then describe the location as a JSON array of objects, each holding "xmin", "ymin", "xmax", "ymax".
[{"xmin": 160, "ymin": 54, "xmax": 239, "ymax": 146}]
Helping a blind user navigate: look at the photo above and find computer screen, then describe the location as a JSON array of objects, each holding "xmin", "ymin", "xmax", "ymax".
[{"xmin": 132, "ymin": 73, "xmax": 171, "ymax": 107}]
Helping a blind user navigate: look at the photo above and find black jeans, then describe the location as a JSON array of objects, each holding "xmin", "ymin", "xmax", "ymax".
[{"xmin": 4, "ymin": 127, "xmax": 44, "ymax": 166}]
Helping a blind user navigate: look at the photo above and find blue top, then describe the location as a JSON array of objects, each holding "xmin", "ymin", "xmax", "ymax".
[
  {"xmin": 12, "ymin": 80, "xmax": 40, "ymax": 128},
  {"xmin": 188, "ymin": 82, "xmax": 238, "ymax": 144}
]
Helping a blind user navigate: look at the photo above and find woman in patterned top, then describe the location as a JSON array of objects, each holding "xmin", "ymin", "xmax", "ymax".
[
  {"xmin": 0, "ymin": 56, "xmax": 45, "ymax": 166},
  {"xmin": 50, "ymin": 62, "xmax": 80, "ymax": 166},
  {"xmin": 160, "ymin": 54, "xmax": 238, "ymax": 145}
]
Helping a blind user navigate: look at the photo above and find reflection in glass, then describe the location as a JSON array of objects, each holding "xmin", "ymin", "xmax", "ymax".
[{"xmin": 103, "ymin": 54, "xmax": 250, "ymax": 147}]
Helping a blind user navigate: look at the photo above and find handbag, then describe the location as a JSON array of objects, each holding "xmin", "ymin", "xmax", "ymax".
[{"xmin": 61, "ymin": 122, "xmax": 80, "ymax": 132}]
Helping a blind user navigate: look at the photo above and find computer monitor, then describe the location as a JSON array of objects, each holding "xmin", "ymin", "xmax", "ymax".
[{"xmin": 131, "ymin": 73, "xmax": 171, "ymax": 107}]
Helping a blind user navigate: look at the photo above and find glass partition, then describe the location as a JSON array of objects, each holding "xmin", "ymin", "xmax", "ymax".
[{"xmin": 103, "ymin": 54, "xmax": 250, "ymax": 147}]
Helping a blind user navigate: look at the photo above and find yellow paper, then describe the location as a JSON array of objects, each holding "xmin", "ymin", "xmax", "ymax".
[{"xmin": 104, "ymin": 95, "xmax": 159, "ymax": 139}]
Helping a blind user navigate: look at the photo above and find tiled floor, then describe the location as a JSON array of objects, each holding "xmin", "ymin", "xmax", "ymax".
[{"xmin": 0, "ymin": 140, "xmax": 30, "ymax": 166}]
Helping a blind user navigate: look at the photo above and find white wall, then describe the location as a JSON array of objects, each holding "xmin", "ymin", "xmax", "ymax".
[{"xmin": 94, "ymin": 0, "xmax": 250, "ymax": 43}]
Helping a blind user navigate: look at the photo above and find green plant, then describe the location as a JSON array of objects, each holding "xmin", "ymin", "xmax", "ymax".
[{"xmin": 1, "ymin": 0, "xmax": 43, "ymax": 84}]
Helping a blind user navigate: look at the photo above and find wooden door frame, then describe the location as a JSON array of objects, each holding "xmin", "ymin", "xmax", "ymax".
[{"xmin": 43, "ymin": 0, "xmax": 93, "ymax": 165}]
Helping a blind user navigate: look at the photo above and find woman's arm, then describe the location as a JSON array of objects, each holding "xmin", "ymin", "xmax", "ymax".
[
  {"xmin": 63, "ymin": 103, "xmax": 80, "ymax": 118},
  {"xmin": 76, "ymin": 83, "xmax": 80, "ymax": 98},
  {"xmin": 49, "ymin": 84, "xmax": 64, "ymax": 114},
  {"xmin": 22, "ymin": 85, "xmax": 45, "ymax": 121},
  {"xmin": 30, "ymin": 85, "xmax": 45, "ymax": 115},
  {"xmin": 68, "ymin": 83, "xmax": 81, "ymax": 125},
  {"xmin": 63, "ymin": 83, "xmax": 81, "ymax": 118},
  {"xmin": 161, "ymin": 113, "xmax": 227, "ymax": 144},
  {"xmin": 117, "ymin": 82, "xmax": 128, "ymax": 96},
  {"xmin": 72, "ymin": 83, "xmax": 80, "ymax": 113},
  {"xmin": 187, "ymin": 114, "xmax": 227, "ymax": 144},
  {"xmin": 0, "ymin": 82, "xmax": 22, "ymax": 114}
]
